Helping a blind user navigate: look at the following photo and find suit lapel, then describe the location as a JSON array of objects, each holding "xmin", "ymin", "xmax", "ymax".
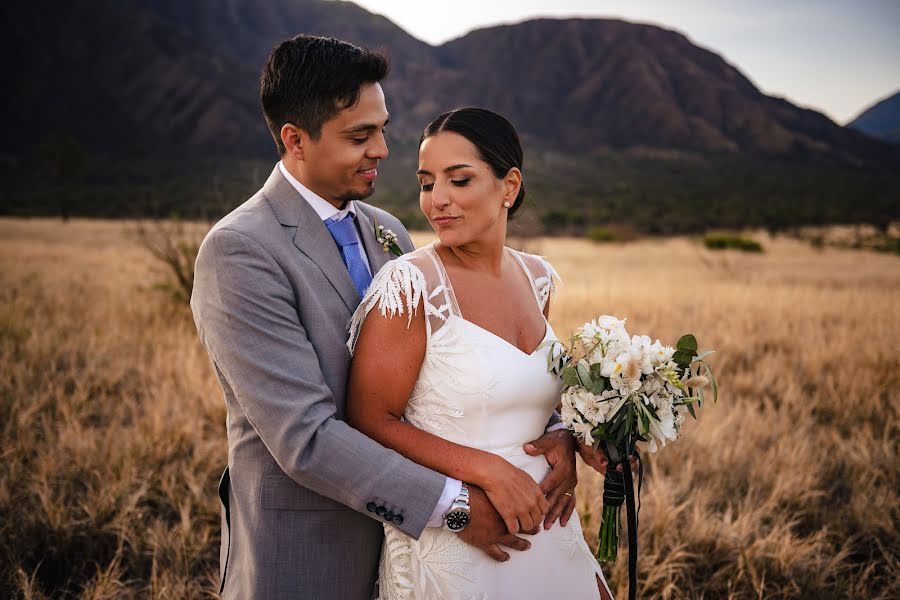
[
  {"xmin": 263, "ymin": 167, "xmax": 360, "ymax": 313},
  {"xmin": 354, "ymin": 205, "xmax": 391, "ymax": 276}
]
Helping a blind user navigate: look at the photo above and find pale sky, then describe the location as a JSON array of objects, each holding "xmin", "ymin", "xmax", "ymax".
[{"xmin": 347, "ymin": 0, "xmax": 900, "ymax": 124}]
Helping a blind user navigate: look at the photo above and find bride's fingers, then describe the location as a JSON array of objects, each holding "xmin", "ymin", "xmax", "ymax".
[
  {"xmin": 519, "ymin": 513, "xmax": 536, "ymax": 534},
  {"xmin": 502, "ymin": 512, "xmax": 520, "ymax": 535},
  {"xmin": 538, "ymin": 494, "xmax": 550, "ymax": 514},
  {"xmin": 520, "ymin": 523, "xmax": 541, "ymax": 535}
]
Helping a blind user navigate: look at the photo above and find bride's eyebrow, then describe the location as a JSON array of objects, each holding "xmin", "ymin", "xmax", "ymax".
[{"xmin": 416, "ymin": 164, "xmax": 473, "ymax": 176}]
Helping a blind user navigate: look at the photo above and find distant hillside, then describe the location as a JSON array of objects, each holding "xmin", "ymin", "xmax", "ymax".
[
  {"xmin": 848, "ymin": 89, "xmax": 900, "ymax": 144},
  {"xmin": 1, "ymin": 0, "xmax": 898, "ymax": 232}
]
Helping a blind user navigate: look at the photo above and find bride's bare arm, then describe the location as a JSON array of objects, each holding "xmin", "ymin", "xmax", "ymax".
[{"xmin": 348, "ymin": 299, "xmax": 548, "ymax": 534}]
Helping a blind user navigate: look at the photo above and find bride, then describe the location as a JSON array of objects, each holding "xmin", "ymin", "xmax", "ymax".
[{"xmin": 347, "ymin": 108, "xmax": 614, "ymax": 599}]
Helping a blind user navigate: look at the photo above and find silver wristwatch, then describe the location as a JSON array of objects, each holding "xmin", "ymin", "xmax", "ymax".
[{"xmin": 443, "ymin": 482, "xmax": 471, "ymax": 532}]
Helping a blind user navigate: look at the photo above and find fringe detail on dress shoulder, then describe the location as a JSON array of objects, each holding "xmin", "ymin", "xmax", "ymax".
[{"xmin": 347, "ymin": 258, "xmax": 427, "ymax": 354}]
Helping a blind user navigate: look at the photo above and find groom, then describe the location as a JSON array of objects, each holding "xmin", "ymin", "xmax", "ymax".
[{"xmin": 191, "ymin": 34, "xmax": 576, "ymax": 599}]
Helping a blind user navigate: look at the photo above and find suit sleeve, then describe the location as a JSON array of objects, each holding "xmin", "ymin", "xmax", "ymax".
[{"xmin": 191, "ymin": 227, "xmax": 445, "ymax": 539}]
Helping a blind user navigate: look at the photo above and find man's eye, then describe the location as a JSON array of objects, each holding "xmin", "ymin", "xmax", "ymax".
[
  {"xmin": 420, "ymin": 183, "xmax": 434, "ymax": 192},
  {"xmin": 451, "ymin": 178, "xmax": 470, "ymax": 187},
  {"xmin": 352, "ymin": 137, "xmax": 367, "ymax": 144}
]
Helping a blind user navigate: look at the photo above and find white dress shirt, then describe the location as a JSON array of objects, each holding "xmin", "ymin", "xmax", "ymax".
[
  {"xmin": 278, "ymin": 161, "xmax": 372, "ymax": 276},
  {"xmin": 278, "ymin": 161, "xmax": 461, "ymax": 526}
]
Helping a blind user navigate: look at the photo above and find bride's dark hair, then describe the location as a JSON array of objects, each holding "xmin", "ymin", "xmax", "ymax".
[{"xmin": 420, "ymin": 108, "xmax": 526, "ymax": 218}]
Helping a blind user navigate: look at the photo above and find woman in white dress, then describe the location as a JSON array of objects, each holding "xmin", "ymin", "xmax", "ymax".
[{"xmin": 347, "ymin": 108, "xmax": 614, "ymax": 599}]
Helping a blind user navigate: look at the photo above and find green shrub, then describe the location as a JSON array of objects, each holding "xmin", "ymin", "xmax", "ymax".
[
  {"xmin": 703, "ymin": 233, "xmax": 763, "ymax": 252},
  {"xmin": 587, "ymin": 226, "xmax": 616, "ymax": 243}
]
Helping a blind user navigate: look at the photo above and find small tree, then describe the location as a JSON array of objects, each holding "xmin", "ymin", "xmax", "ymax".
[{"xmin": 135, "ymin": 219, "xmax": 206, "ymax": 305}]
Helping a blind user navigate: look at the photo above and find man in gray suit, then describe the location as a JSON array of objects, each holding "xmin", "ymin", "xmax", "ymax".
[{"xmin": 191, "ymin": 35, "xmax": 577, "ymax": 599}]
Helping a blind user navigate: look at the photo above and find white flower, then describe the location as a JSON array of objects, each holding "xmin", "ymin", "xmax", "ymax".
[
  {"xmin": 646, "ymin": 397, "xmax": 678, "ymax": 453},
  {"xmin": 571, "ymin": 419, "xmax": 596, "ymax": 446}
]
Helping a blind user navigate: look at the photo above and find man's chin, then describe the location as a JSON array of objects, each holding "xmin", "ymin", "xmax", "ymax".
[{"xmin": 337, "ymin": 184, "xmax": 376, "ymax": 203}]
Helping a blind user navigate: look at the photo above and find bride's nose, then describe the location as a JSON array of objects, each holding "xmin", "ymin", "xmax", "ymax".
[{"xmin": 431, "ymin": 182, "xmax": 451, "ymax": 209}]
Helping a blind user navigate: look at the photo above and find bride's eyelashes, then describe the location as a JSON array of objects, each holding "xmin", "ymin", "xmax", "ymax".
[{"xmin": 419, "ymin": 178, "xmax": 471, "ymax": 192}]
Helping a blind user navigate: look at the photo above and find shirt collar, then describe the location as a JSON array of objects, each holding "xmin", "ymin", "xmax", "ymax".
[{"xmin": 278, "ymin": 161, "xmax": 356, "ymax": 222}]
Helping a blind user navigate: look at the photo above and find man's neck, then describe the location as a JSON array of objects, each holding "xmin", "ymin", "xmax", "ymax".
[{"xmin": 279, "ymin": 159, "xmax": 346, "ymax": 210}]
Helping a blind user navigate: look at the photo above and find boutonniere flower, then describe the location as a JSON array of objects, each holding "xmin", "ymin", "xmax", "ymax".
[{"xmin": 374, "ymin": 219, "xmax": 403, "ymax": 256}]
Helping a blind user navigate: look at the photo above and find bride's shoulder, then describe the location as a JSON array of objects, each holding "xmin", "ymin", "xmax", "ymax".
[{"xmin": 508, "ymin": 247, "xmax": 561, "ymax": 284}]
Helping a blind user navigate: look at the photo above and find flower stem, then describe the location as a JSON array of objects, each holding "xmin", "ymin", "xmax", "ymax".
[{"xmin": 596, "ymin": 504, "xmax": 619, "ymax": 562}]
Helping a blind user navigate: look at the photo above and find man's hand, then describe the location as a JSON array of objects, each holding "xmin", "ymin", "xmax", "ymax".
[
  {"xmin": 458, "ymin": 485, "xmax": 537, "ymax": 562},
  {"xmin": 577, "ymin": 442, "xmax": 639, "ymax": 475},
  {"xmin": 524, "ymin": 430, "xmax": 577, "ymax": 529}
]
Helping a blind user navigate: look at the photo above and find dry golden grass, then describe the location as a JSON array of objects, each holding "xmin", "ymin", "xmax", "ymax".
[{"xmin": 2, "ymin": 219, "xmax": 898, "ymax": 599}]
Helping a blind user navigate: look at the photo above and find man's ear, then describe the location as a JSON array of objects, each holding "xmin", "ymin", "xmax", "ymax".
[{"xmin": 280, "ymin": 123, "xmax": 305, "ymax": 161}]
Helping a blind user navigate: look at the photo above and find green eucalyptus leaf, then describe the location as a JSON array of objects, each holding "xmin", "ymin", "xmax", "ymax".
[
  {"xmin": 687, "ymin": 403, "xmax": 697, "ymax": 420},
  {"xmin": 576, "ymin": 362, "xmax": 592, "ymax": 388},
  {"xmin": 673, "ymin": 350, "xmax": 694, "ymax": 367},
  {"xmin": 676, "ymin": 334, "xmax": 698, "ymax": 353},
  {"xmin": 562, "ymin": 367, "xmax": 580, "ymax": 388}
]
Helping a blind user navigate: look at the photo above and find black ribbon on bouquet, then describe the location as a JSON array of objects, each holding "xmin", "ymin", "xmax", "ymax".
[{"xmin": 604, "ymin": 443, "xmax": 643, "ymax": 600}]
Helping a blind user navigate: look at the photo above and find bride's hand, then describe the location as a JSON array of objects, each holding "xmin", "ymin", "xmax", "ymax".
[{"xmin": 477, "ymin": 455, "xmax": 549, "ymax": 534}]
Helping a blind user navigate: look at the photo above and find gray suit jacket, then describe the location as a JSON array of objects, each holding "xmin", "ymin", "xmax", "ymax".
[{"xmin": 191, "ymin": 166, "xmax": 446, "ymax": 599}]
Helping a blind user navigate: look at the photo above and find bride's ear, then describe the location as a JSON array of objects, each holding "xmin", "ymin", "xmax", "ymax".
[
  {"xmin": 502, "ymin": 167, "xmax": 522, "ymax": 206},
  {"xmin": 280, "ymin": 124, "xmax": 306, "ymax": 161}
]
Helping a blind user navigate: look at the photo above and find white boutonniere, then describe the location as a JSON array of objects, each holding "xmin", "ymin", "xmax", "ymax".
[{"xmin": 374, "ymin": 218, "xmax": 403, "ymax": 256}]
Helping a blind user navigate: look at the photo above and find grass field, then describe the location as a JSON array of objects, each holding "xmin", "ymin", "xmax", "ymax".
[{"xmin": 1, "ymin": 218, "xmax": 898, "ymax": 599}]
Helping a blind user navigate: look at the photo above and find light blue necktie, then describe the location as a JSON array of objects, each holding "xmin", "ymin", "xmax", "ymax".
[{"xmin": 324, "ymin": 214, "xmax": 372, "ymax": 298}]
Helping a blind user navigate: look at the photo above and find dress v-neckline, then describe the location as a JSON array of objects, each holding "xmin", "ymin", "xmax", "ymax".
[
  {"xmin": 452, "ymin": 314, "xmax": 552, "ymax": 358},
  {"xmin": 427, "ymin": 243, "xmax": 551, "ymax": 357}
]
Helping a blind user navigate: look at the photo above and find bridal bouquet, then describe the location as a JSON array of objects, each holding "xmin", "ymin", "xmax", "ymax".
[{"xmin": 546, "ymin": 316, "xmax": 717, "ymax": 573}]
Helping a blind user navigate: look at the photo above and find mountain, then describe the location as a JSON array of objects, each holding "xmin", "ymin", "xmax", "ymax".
[
  {"xmin": 431, "ymin": 19, "xmax": 893, "ymax": 164},
  {"xmin": 2, "ymin": 0, "xmax": 898, "ymax": 231},
  {"xmin": 4, "ymin": 0, "xmax": 894, "ymax": 163},
  {"xmin": 848, "ymin": 89, "xmax": 900, "ymax": 144}
]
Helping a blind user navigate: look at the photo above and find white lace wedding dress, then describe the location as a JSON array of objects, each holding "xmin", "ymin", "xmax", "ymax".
[{"xmin": 348, "ymin": 243, "xmax": 612, "ymax": 600}]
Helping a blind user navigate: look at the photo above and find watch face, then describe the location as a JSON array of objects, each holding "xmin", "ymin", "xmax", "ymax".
[{"xmin": 446, "ymin": 510, "xmax": 470, "ymax": 531}]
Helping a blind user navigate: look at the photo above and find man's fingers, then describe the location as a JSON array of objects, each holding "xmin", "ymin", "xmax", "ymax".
[
  {"xmin": 500, "ymin": 534, "xmax": 531, "ymax": 552},
  {"xmin": 484, "ymin": 543, "xmax": 510, "ymax": 562},
  {"xmin": 520, "ymin": 523, "xmax": 541, "ymax": 535},
  {"xmin": 560, "ymin": 495, "xmax": 577, "ymax": 527},
  {"xmin": 523, "ymin": 440, "xmax": 546, "ymax": 456},
  {"xmin": 538, "ymin": 465, "xmax": 564, "ymax": 494},
  {"xmin": 543, "ymin": 488, "xmax": 566, "ymax": 530}
]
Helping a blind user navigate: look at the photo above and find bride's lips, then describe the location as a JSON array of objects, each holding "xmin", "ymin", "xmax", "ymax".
[
  {"xmin": 432, "ymin": 216, "xmax": 460, "ymax": 227},
  {"xmin": 357, "ymin": 167, "xmax": 377, "ymax": 182}
]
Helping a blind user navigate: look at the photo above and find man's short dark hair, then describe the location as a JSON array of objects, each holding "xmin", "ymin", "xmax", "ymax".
[{"xmin": 260, "ymin": 35, "xmax": 389, "ymax": 155}]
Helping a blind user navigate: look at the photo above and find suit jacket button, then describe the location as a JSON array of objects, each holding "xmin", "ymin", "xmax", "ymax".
[
  {"xmin": 384, "ymin": 511, "xmax": 394, "ymax": 521},
  {"xmin": 392, "ymin": 514, "xmax": 404, "ymax": 525},
  {"xmin": 366, "ymin": 502, "xmax": 377, "ymax": 513},
  {"xmin": 375, "ymin": 506, "xmax": 386, "ymax": 516}
]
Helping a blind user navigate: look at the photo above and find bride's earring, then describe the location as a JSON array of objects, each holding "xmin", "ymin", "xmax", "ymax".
[{"xmin": 503, "ymin": 201, "xmax": 511, "ymax": 208}]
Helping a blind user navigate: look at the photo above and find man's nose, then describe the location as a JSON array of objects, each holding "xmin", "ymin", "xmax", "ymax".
[{"xmin": 367, "ymin": 131, "xmax": 389, "ymax": 159}]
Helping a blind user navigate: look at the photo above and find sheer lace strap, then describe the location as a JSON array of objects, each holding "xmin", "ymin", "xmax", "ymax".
[
  {"xmin": 347, "ymin": 257, "xmax": 426, "ymax": 355},
  {"xmin": 510, "ymin": 250, "xmax": 561, "ymax": 311}
]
